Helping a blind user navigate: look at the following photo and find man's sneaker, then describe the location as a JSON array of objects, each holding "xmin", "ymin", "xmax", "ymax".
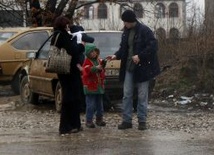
[
  {"xmin": 138, "ymin": 122, "xmax": 147, "ymax": 130},
  {"xmin": 118, "ymin": 122, "xmax": 132, "ymax": 130},
  {"xmin": 86, "ymin": 122, "xmax": 95, "ymax": 128},
  {"xmin": 96, "ymin": 117, "xmax": 106, "ymax": 126}
]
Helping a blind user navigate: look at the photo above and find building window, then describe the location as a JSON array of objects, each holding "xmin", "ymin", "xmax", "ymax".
[
  {"xmin": 155, "ymin": 3, "xmax": 165, "ymax": 18},
  {"xmin": 98, "ymin": 3, "xmax": 107, "ymax": 19},
  {"xmin": 169, "ymin": 28, "xmax": 179, "ymax": 39},
  {"xmin": 156, "ymin": 28, "xmax": 166, "ymax": 41},
  {"xmin": 134, "ymin": 3, "xmax": 143, "ymax": 18},
  {"xmin": 84, "ymin": 5, "xmax": 94, "ymax": 19},
  {"xmin": 169, "ymin": 3, "xmax": 179, "ymax": 18}
]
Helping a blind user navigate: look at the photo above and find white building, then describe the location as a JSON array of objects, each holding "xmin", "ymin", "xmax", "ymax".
[
  {"xmin": 79, "ymin": 0, "xmax": 186, "ymax": 39},
  {"xmin": 0, "ymin": 0, "xmax": 186, "ymax": 39}
]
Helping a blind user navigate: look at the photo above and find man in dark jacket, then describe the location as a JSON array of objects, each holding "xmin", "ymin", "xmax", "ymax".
[{"xmin": 108, "ymin": 10, "xmax": 160, "ymax": 130}]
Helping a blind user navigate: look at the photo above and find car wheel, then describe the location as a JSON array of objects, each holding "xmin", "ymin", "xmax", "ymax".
[
  {"xmin": 11, "ymin": 72, "xmax": 20, "ymax": 95},
  {"xmin": 54, "ymin": 82, "xmax": 62, "ymax": 113},
  {"xmin": 20, "ymin": 76, "xmax": 39, "ymax": 104}
]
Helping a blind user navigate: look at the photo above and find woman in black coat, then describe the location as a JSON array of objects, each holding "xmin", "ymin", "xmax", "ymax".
[{"xmin": 51, "ymin": 16, "xmax": 84, "ymax": 135}]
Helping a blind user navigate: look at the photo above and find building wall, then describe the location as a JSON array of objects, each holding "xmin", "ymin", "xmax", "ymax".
[
  {"xmin": 79, "ymin": 0, "xmax": 186, "ymax": 38},
  {"xmin": 0, "ymin": 0, "xmax": 186, "ymax": 38}
]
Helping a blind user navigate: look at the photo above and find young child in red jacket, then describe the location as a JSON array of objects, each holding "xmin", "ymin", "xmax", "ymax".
[{"xmin": 82, "ymin": 43, "xmax": 106, "ymax": 128}]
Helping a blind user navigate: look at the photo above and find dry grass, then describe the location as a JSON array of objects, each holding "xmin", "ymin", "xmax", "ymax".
[{"xmin": 155, "ymin": 33, "xmax": 214, "ymax": 96}]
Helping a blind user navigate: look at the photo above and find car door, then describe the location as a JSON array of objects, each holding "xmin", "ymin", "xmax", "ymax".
[{"xmin": 28, "ymin": 36, "xmax": 57, "ymax": 97}]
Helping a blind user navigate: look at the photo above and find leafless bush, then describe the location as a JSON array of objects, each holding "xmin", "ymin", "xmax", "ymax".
[{"xmin": 156, "ymin": 3, "xmax": 214, "ymax": 94}]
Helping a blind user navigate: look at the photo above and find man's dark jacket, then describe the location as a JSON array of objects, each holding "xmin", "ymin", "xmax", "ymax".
[{"xmin": 114, "ymin": 21, "xmax": 160, "ymax": 82}]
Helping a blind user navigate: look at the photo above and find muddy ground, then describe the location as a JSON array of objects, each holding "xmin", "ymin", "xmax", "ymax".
[{"xmin": 0, "ymin": 85, "xmax": 214, "ymax": 155}]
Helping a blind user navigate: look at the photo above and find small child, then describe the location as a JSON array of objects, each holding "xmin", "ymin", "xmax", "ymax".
[
  {"xmin": 94, "ymin": 48, "xmax": 107, "ymax": 69},
  {"xmin": 82, "ymin": 43, "xmax": 106, "ymax": 128}
]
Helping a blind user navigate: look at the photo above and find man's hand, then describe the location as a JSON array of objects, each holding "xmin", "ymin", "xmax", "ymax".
[
  {"xmin": 132, "ymin": 55, "xmax": 140, "ymax": 64},
  {"xmin": 106, "ymin": 55, "xmax": 116, "ymax": 61}
]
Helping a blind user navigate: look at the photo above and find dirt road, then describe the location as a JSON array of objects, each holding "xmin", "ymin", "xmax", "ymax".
[{"xmin": 0, "ymin": 85, "xmax": 214, "ymax": 155}]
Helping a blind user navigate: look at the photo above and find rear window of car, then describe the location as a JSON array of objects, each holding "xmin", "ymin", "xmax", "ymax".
[
  {"xmin": 86, "ymin": 32, "xmax": 122, "ymax": 58},
  {"xmin": 12, "ymin": 31, "xmax": 49, "ymax": 50},
  {"xmin": 0, "ymin": 32, "xmax": 17, "ymax": 44},
  {"xmin": 37, "ymin": 31, "xmax": 122, "ymax": 59}
]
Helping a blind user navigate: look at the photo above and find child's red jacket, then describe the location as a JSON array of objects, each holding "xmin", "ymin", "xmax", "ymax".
[{"xmin": 82, "ymin": 58, "xmax": 105, "ymax": 95}]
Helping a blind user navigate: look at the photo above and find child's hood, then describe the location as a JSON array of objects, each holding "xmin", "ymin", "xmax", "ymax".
[{"xmin": 85, "ymin": 43, "xmax": 96, "ymax": 58}]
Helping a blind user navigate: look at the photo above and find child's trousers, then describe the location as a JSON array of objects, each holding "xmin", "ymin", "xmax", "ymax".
[{"xmin": 85, "ymin": 94, "xmax": 104, "ymax": 122}]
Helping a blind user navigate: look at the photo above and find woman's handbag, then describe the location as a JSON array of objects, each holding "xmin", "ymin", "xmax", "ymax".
[{"xmin": 45, "ymin": 33, "xmax": 71, "ymax": 74}]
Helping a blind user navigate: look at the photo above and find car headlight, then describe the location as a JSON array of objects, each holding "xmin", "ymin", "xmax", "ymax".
[{"xmin": 105, "ymin": 69, "xmax": 119, "ymax": 76}]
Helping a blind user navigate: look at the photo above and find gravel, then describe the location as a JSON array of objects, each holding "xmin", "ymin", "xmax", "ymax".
[
  {"xmin": 0, "ymin": 85, "xmax": 213, "ymax": 136},
  {"xmin": 0, "ymin": 103, "xmax": 213, "ymax": 135}
]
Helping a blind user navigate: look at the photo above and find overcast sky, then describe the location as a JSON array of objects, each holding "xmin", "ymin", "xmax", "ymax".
[
  {"xmin": 192, "ymin": 0, "xmax": 204, "ymax": 10},
  {"xmin": 186, "ymin": 0, "xmax": 205, "ymax": 17},
  {"xmin": 197, "ymin": 0, "xmax": 204, "ymax": 9},
  {"xmin": 186, "ymin": 0, "xmax": 205, "ymax": 25}
]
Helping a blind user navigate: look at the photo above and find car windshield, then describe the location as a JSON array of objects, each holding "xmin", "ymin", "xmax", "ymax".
[
  {"xmin": 86, "ymin": 32, "xmax": 122, "ymax": 58},
  {"xmin": 37, "ymin": 31, "xmax": 122, "ymax": 59},
  {"xmin": 0, "ymin": 32, "xmax": 17, "ymax": 44}
]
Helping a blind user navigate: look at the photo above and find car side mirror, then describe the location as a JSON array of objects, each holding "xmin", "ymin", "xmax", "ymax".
[{"xmin": 26, "ymin": 52, "xmax": 36, "ymax": 59}]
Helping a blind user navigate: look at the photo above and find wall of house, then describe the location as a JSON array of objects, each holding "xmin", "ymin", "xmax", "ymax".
[
  {"xmin": 79, "ymin": 0, "xmax": 186, "ymax": 38},
  {"xmin": 0, "ymin": 0, "xmax": 186, "ymax": 38}
]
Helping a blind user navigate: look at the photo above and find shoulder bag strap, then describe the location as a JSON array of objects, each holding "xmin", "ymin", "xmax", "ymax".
[
  {"xmin": 35, "ymin": 31, "xmax": 61, "ymax": 58},
  {"xmin": 53, "ymin": 33, "xmax": 60, "ymax": 46}
]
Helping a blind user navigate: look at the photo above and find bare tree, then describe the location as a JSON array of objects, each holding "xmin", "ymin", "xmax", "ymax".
[
  {"xmin": 23, "ymin": 0, "xmax": 117, "ymax": 27},
  {"xmin": 0, "ymin": 0, "xmax": 25, "ymax": 27},
  {"xmin": 0, "ymin": 0, "xmax": 119, "ymax": 27}
]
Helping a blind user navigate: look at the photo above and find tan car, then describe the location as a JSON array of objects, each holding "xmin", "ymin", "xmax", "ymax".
[
  {"xmin": 0, "ymin": 29, "xmax": 18, "ymax": 44},
  {"xmin": 19, "ymin": 31, "xmax": 123, "ymax": 112},
  {"xmin": 0, "ymin": 27, "xmax": 53, "ymax": 94}
]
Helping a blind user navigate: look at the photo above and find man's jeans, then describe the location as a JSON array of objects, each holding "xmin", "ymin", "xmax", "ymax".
[
  {"xmin": 122, "ymin": 71, "xmax": 149, "ymax": 123},
  {"xmin": 85, "ymin": 94, "xmax": 104, "ymax": 122}
]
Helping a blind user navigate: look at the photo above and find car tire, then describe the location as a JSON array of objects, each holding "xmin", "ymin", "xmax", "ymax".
[
  {"xmin": 54, "ymin": 82, "xmax": 62, "ymax": 113},
  {"xmin": 11, "ymin": 72, "xmax": 20, "ymax": 95},
  {"xmin": 20, "ymin": 76, "xmax": 39, "ymax": 104}
]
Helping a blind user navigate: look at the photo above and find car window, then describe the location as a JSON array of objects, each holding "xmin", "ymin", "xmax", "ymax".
[
  {"xmin": 0, "ymin": 32, "xmax": 17, "ymax": 44},
  {"xmin": 86, "ymin": 32, "xmax": 122, "ymax": 58},
  {"xmin": 37, "ymin": 36, "xmax": 51, "ymax": 59},
  {"xmin": 12, "ymin": 31, "xmax": 49, "ymax": 50},
  {"xmin": 37, "ymin": 32, "xmax": 122, "ymax": 60}
]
